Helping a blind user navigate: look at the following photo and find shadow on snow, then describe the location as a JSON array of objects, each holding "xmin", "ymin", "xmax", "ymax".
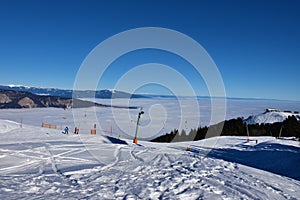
[{"xmin": 206, "ymin": 142, "xmax": 300, "ymax": 181}]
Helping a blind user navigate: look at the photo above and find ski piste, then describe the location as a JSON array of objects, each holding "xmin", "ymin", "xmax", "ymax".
[{"xmin": 0, "ymin": 119, "xmax": 299, "ymax": 199}]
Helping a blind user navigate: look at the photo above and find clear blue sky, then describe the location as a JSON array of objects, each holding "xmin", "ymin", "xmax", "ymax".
[{"xmin": 0, "ymin": 0, "xmax": 299, "ymax": 100}]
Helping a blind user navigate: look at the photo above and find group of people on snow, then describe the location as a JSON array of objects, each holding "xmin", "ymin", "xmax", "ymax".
[{"xmin": 63, "ymin": 126, "xmax": 79, "ymax": 134}]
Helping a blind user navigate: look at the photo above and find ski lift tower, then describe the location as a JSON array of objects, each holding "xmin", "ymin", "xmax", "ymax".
[{"xmin": 133, "ymin": 109, "xmax": 144, "ymax": 144}]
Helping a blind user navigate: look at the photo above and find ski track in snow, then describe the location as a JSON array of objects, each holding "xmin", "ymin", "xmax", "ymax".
[{"xmin": 0, "ymin": 119, "xmax": 300, "ymax": 199}]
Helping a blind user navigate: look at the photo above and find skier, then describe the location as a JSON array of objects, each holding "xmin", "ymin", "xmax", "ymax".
[
  {"xmin": 74, "ymin": 127, "xmax": 79, "ymax": 134},
  {"xmin": 64, "ymin": 126, "xmax": 69, "ymax": 134}
]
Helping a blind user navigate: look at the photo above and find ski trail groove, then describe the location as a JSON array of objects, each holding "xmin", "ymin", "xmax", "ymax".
[{"xmin": 45, "ymin": 143, "xmax": 80, "ymax": 187}]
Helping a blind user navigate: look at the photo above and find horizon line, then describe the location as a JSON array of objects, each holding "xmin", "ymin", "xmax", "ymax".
[{"xmin": 1, "ymin": 83, "xmax": 300, "ymax": 102}]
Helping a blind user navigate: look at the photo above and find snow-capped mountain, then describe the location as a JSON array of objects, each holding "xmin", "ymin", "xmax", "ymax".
[
  {"xmin": 0, "ymin": 85, "xmax": 146, "ymax": 99},
  {"xmin": 244, "ymin": 109, "xmax": 300, "ymax": 124}
]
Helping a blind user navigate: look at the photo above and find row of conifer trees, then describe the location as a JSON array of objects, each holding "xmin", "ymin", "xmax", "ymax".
[{"xmin": 151, "ymin": 116, "xmax": 300, "ymax": 142}]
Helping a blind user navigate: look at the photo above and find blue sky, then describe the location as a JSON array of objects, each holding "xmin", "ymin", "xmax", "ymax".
[{"xmin": 0, "ymin": 0, "xmax": 299, "ymax": 100}]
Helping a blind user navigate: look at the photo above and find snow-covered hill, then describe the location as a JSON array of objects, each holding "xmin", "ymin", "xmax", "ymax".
[
  {"xmin": 0, "ymin": 119, "xmax": 299, "ymax": 199},
  {"xmin": 244, "ymin": 110, "xmax": 300, "ymax": 124}
]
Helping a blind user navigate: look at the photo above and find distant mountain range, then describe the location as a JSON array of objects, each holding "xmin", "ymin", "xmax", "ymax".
[
  {"xmin": 0, "ymin": 85, "xmax": 228, "ymax": 100},
  {"xmin": 0, "ymin": 89, "xmax": 138, "ymax": 109},
  {"xmin": 1, "ymin": 84, "xmax": 295, "ymax": 101},
  {"xmin": 0, "ymin": 85, "xmax": 147, "ymax": 99}
]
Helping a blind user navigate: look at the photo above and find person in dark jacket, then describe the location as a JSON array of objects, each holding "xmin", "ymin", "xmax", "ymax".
[
  {"xmin": 74, "ymin": 127, "xmax": 79, "ymax": 134},
  {"xmin": 64, "ymin": 126, "xmax": 69, "ymax": 134}
]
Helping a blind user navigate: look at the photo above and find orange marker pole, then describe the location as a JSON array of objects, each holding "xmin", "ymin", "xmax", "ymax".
[{"xmin": 246, "ymin": 124, "xmax": 250, "ymax": 142}]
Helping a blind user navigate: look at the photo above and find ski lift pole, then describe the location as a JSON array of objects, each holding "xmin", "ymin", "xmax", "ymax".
[
  {"xmin": 278, "ymin": 125, "xmax": 283, "ymax": 138},
  {"xmin": 133, "ymin": 110, "xmax": 144, "ymax": 144},
  {"xmin": 246, "ymin": 124, "xmax": 250, "ymax": 142}
]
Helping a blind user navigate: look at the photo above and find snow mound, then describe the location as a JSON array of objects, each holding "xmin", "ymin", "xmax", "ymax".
[
  {"xmin": 0, "ymin": 120, "xmax": 20, "ymax": 133},
  {"xmin": 244, "ymin": 111, "xmax": 300, "ymax": 124}
]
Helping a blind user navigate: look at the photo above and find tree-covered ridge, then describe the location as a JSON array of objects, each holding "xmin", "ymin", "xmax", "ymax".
[{"xmin": 151, "ymin": 116, "xmax": 300, "ymax": 143}]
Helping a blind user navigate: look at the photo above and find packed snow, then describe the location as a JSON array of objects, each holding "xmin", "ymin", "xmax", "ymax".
[{"xmin": 0, "ymin": 118, "xmax": 300, "ymax": 199}]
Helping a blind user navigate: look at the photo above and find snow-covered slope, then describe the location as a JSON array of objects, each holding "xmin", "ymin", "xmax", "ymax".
[
  {"xmin": 0, "ymin": 120, "xmax": 20, "ymax": 133},
  {"xmin": 0, "ymin": 119, "xmax": 299, "ymax": 199},
  {"xmin": 244, "ymin": 111, "xmax": 300, "ymax": 124}
]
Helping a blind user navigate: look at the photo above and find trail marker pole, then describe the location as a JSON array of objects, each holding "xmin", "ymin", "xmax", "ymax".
[
  {"xmin": 63, "ymin": 108, "xmax": 67, "ymax": 119},
  {"xmin": 91, "ymin": 123, "xmax": 96, "ymax": 135}
]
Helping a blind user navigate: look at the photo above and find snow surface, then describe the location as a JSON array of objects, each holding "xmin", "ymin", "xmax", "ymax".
[
  {"xmin": 0, "ymin": 119, "xmax": 299, "ymax": 199},
  {"xmin": 245, "ymin": 111, "xmax": 300, "ymax": 124}
]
